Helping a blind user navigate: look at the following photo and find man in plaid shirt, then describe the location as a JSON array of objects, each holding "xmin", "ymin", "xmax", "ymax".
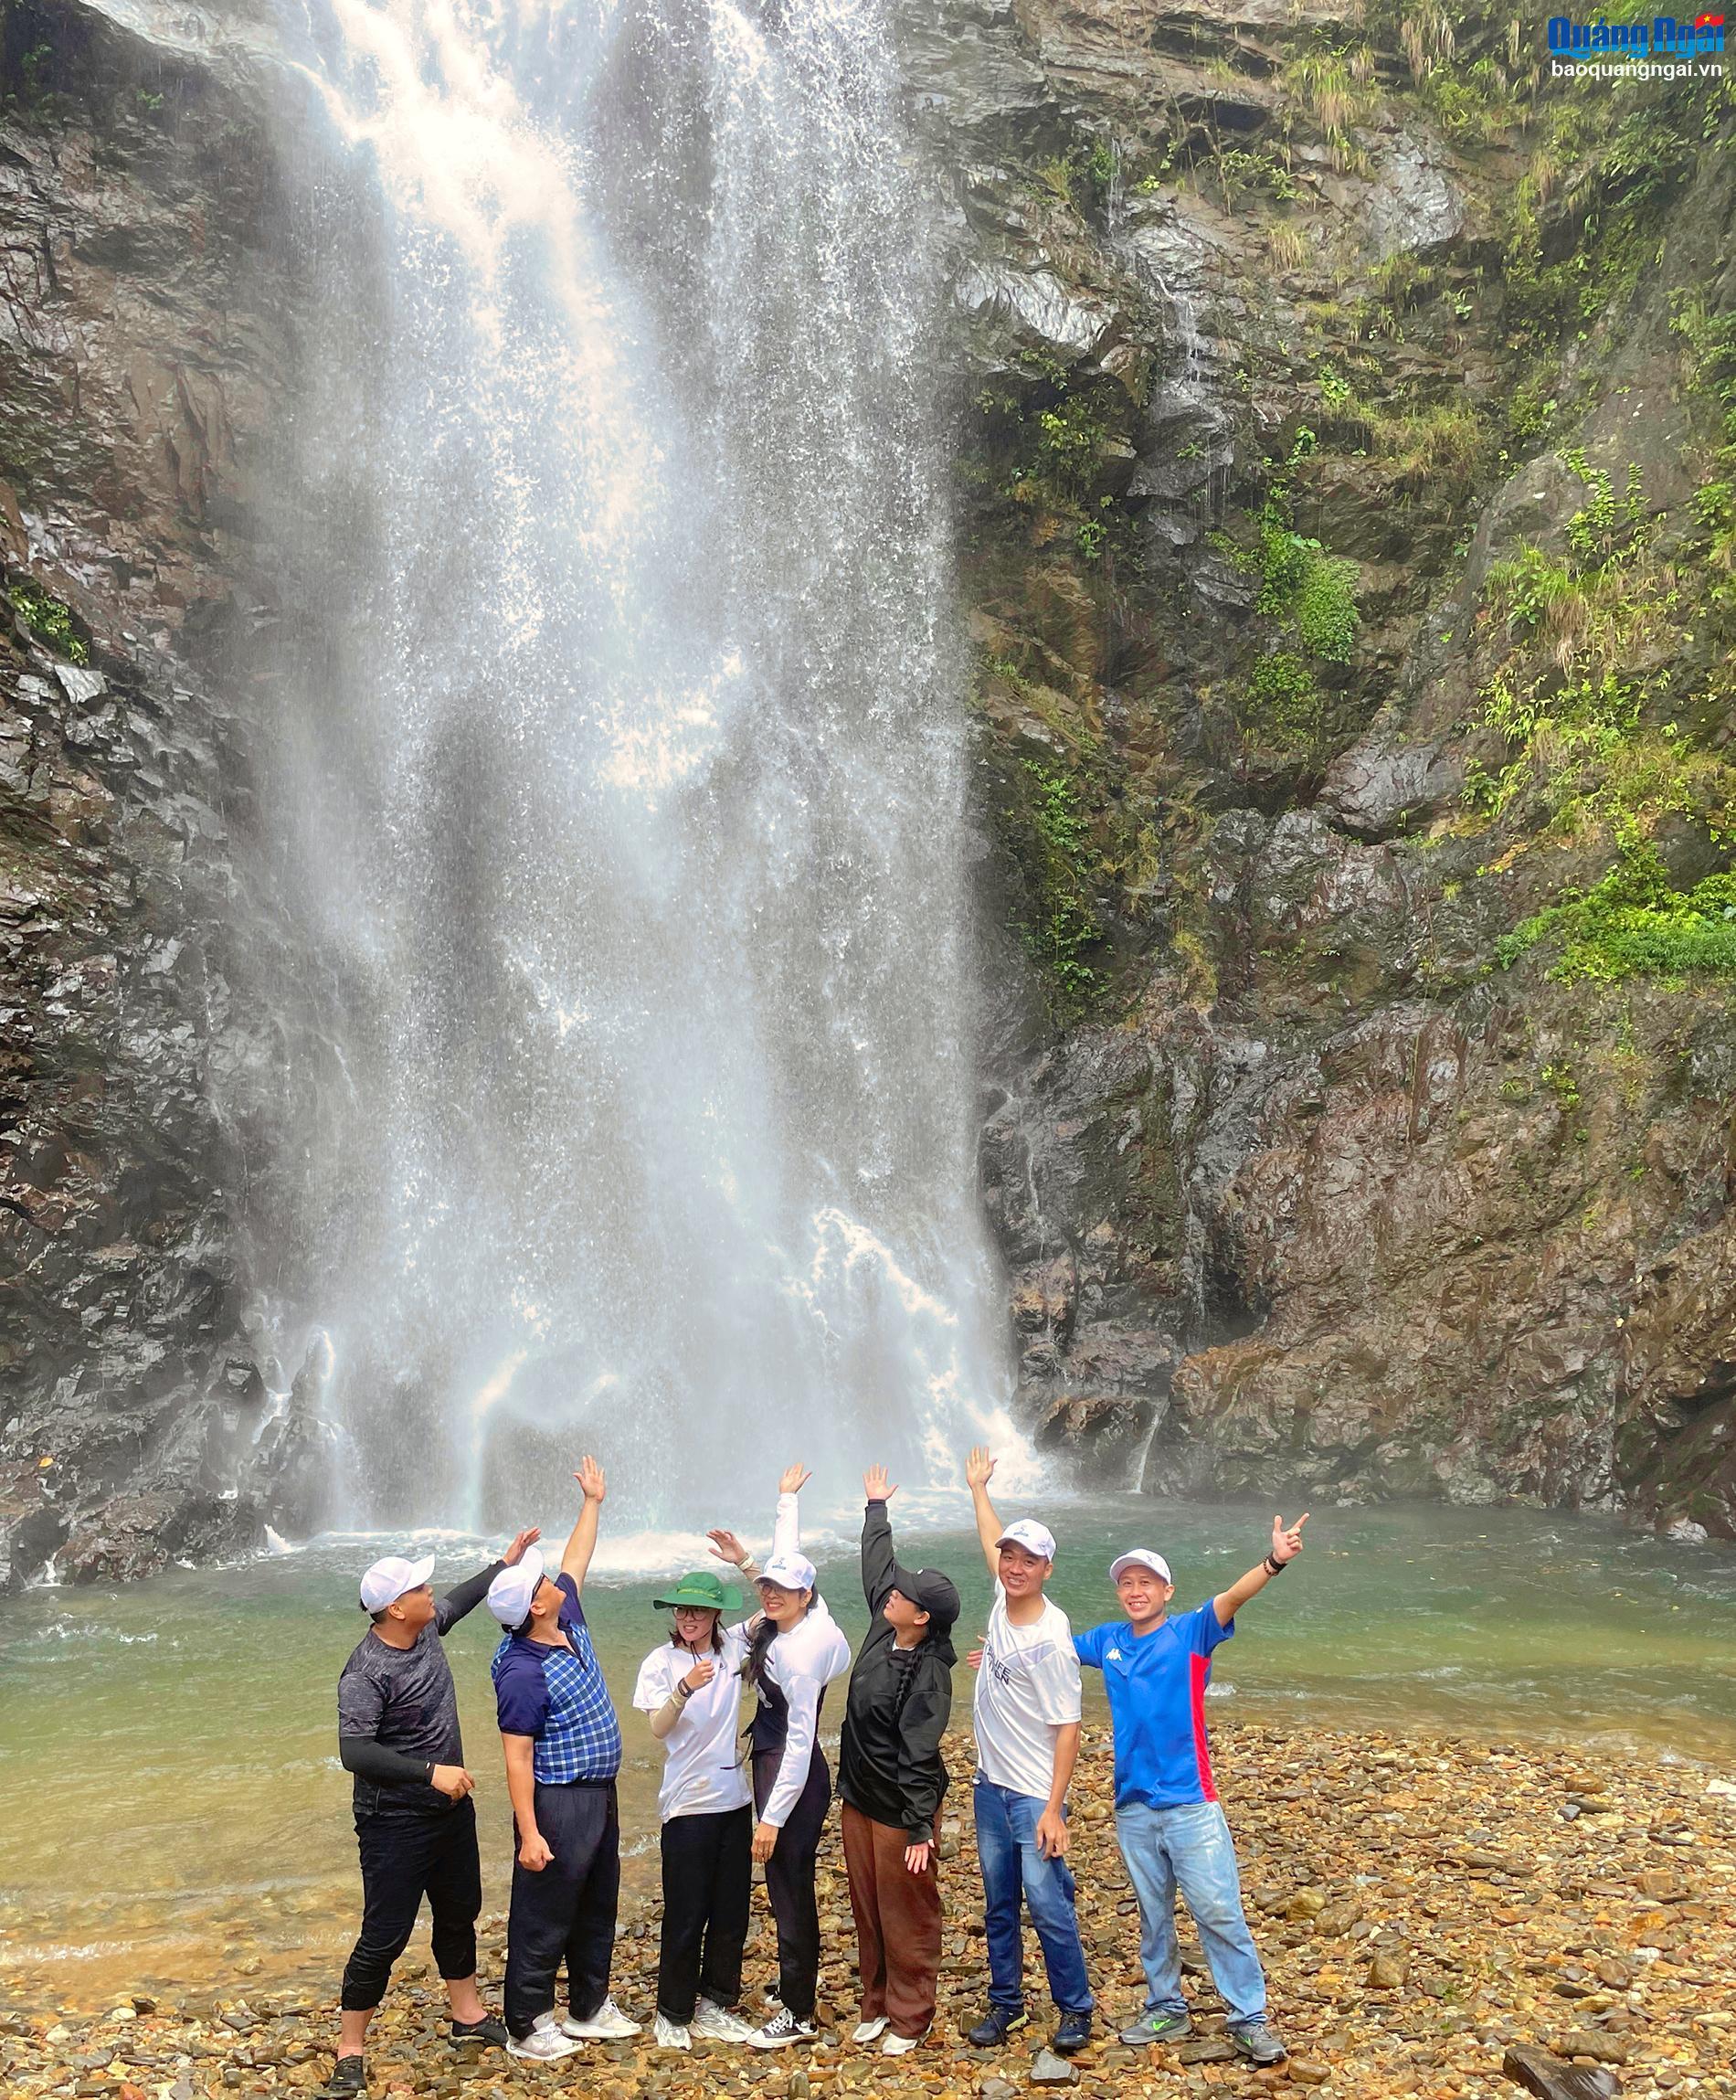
[{"xmin": 488, "ymin": 1457, "xmax": 640, "ymax": 2063}]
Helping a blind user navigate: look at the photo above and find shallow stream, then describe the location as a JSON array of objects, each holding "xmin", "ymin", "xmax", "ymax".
[{"xmin": 3, "ymin": 1498, "xmax": 1732, "ymax": 2010}]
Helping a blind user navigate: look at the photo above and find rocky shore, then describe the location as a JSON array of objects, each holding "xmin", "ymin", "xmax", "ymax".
[{"xmin": 5, "ymin": 1723, "xmax": 1732, "ymax": 2100}]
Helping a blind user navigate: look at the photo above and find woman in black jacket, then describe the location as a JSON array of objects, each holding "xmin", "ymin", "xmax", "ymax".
[{"xmin": 837, "ymin": 1465, "xmax": 961, "ymax": 2056}]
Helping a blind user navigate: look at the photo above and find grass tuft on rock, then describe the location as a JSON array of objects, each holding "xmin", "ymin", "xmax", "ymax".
[
  {"xmin": 9, "ymin": 578, "xmax": 89, "ymax": 664},
  {"xmin": 1499, "ymin": 846, "xmax": 1736, "ymax": 983}
]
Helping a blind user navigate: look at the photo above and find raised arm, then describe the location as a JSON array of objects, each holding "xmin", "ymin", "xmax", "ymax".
[
  {"xmin": 771, "ymin": 1461, "xmax": 810, "ymax": 1559},
  {"xmin": 1212, "ymin": 1512, "xmax": 1308, "ymax": 1628},
  {"xmin": 435, "ymin": 1528, "xmax": 538, "ymax": 1634},
  {"xmin": 562, "ymin": 1457, "xmax": 607, "ymax": 1593},
  {"xmin": 966, "ymin": 1445, "xmax": 1003, "ymax": 1580},
  {"xmin": 861, "ymin": 1465, "xmax": 899, "ymax": 1615}
]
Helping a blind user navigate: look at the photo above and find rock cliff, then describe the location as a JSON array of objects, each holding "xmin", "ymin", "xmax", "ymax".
[
  {"xmin": 0, "ymin": 2, "xmax": 326, "ymax": 1585},
  {"xmin": 928, "ymin": 0, "xmax": 1736, "ymax": 1538},
  {"xmin": 3, "ymin": 0, "xmax": 1734, "ymax": 1583}
]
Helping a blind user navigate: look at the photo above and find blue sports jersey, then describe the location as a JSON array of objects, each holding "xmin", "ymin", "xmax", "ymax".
[{"xmin": 1074, "ymin": 1603, "xmax": 1234, "ymax": 1810}]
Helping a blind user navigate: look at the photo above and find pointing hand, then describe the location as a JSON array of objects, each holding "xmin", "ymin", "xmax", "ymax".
[{"xmin": 1271, "ymin": 1511, "xmax": 1309, "ymax": 1564}]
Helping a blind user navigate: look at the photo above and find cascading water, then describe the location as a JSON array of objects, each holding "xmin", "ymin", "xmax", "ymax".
[{"xmin": 256, "ymin": 0, "xmax": 1028, "ymax": 1540}]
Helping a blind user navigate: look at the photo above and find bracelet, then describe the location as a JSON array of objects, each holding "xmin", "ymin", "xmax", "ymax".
[{"xmin": 1264, "ymin": 1553, "xmax": 1286, "ymax": 1575}]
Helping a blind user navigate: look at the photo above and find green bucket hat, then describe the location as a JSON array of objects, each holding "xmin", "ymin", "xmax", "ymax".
[{"xmin": 652, "ymin": 1568, "xmax": 742, "ymax": 1613}]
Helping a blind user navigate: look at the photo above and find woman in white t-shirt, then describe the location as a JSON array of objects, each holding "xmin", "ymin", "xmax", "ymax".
[{"xmin": 632, "ymin": 1567, "xmax": 762, "ymax": 2052}]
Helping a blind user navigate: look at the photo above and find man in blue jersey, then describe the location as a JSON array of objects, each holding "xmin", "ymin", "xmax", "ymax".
[{"xmin": 1074, "ymin": 1514, "xmax": 1307, "ymax": 2067}]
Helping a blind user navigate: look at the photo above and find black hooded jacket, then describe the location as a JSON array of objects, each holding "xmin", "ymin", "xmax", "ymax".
[{"xmin": 837, "ymin": 1499, "xmax": 958, "ymax": 1845}]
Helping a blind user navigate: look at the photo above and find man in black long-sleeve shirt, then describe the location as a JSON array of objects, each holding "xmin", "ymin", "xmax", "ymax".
[
  {"xmin": 329, "ymin": 1532, "xmax": 537, "ymax": 2096},
  {"xmin": 838, "ymin": 1469, "xmax": 959, "ymax": 2053}
]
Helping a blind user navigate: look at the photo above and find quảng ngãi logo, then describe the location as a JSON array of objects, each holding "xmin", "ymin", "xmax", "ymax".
[{"xmin": 1548, "ymin": 13, "xmax": 1725, "ymax": 74}]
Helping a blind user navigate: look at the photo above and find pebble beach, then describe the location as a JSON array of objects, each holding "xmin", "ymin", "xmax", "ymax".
[{"xmin": 5, "ymin": 1722, "xmax": 1733, "ymax": 2100}]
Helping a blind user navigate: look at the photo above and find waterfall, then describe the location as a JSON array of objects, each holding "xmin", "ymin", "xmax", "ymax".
[{"xmin": 255, "ymin": 0, "xmax": 1024, "ymax": 1538}]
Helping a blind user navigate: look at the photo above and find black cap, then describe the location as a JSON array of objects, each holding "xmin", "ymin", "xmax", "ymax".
[{"xmin": 892, "ymin": 1559, "xmax": 959, "ymax": 1632}]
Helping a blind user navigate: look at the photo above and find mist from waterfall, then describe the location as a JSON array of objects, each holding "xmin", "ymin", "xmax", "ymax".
[{"xmin": 256, "ymin": 0, "xmax": 1026, "ymax": 1539}]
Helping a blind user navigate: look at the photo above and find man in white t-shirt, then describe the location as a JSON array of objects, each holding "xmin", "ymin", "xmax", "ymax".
[{"xmin": 963, "ymin": 1447, "xmax": 1094, "ymax": 2055}]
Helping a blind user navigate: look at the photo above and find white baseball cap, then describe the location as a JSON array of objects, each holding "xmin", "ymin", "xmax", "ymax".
[
  {"xmin": 757, "ymin": 1552, "xmax": 817, "ymax": 1593},
  {"xmin": 996, "ymin": 1518, "xmax": 1057, "ymax": 1562},
  {"xmin": 359, "ymin": 1552, "xmax": 435, "ymax": 1614},
  {"xmin": 1110, "ymin": 1549, "xmax": 1173, "ymax": 1586},
  {"xmin": 486, "ymin": 1546, "xmax": 545, "ymax": 1628}
]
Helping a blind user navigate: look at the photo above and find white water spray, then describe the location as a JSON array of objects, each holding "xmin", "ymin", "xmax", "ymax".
[{"xmin": 259, "ymin": 0, "xmax": 1022, "ymax": 1533}]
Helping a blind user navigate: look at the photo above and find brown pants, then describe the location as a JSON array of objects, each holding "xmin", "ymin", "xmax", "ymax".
[{"xmin": 841, "ymin": 1802, "xmax": 942, "ymax": 2040}]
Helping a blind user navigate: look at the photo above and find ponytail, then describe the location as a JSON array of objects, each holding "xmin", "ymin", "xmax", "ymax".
[{"xmin": 743, "ymin": 1614, "xmax": 778, "ymax": 1693}]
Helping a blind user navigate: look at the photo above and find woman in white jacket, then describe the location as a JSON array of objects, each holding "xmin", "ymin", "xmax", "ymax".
[{"xmin": 707, "ymin": 1464, "xmax": 852, "ymax": 2049}]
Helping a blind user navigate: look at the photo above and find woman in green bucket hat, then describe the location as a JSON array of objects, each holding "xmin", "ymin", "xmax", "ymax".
[{"xmin": 631, "ymin": 1506, "xmax": 779, "ymax": 2052}]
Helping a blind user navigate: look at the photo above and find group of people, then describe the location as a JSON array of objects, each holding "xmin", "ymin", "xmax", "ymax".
[{"xmin": 329, "ymin": 1448, "xmax": 1309, "ymax": 2095}]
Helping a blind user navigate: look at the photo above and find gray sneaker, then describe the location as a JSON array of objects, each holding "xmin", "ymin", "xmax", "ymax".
[
  {"xmin": 1229, "ymin": 2020, "xmax": 1286, "ymax": 2065},
  {"xmin": 1119, "ymin": 2010, "xmax": 1193, "ymax": 2047}
]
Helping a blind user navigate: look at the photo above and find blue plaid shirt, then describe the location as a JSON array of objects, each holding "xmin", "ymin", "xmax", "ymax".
[{"xmin": 492, "ymin": 1572, "xmax": 622, "ymax": 1785}]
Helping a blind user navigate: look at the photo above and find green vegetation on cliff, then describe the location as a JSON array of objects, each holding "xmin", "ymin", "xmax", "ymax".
[
  {"xmin": 1499, "ymin": 849, "xmax": 1736, "ymax": 981},
  {"xmin": 8, "ymin": 578, "xmax": 88, "ymax": 664}
]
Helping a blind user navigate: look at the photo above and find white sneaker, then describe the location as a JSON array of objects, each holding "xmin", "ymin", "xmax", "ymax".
[
  {"xmin": 561, "ymin": 1999, "xmax": 642, "ymax": 2041},
  {"xmin": 507, "ymin": 2015, "xmax": 583, "ymax": 2063},
  {"xmin": 852, "ymin": 2018, "xmax": 888, "ymax": 2044},
  {"xmin": 883, "ymin": 2031, "xmax": 923, "ymax": 2056},
  {"xmin": 653, "ymin": 2013, "xmax": 692, "ymax": 2052},
  {"xmin": 746, "ymin": 2008, "xmax": 818, "ymax": 2049},
  {"xmin": 692, "ymin": 2000, "xmax": 757, "ymax": 2043}
]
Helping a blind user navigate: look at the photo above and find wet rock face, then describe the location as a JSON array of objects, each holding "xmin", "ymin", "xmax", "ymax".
[
  {"xmin": 920, "ymin": 0, "xmax": 1736, "ymax": 1536},
  {"xmin": 2, "ymin": 0, "xmax": 1734, "ymax": 1575},
  {"xmin": 0, "ymin": 5, "xmax": 323, "ymax": 1586}
]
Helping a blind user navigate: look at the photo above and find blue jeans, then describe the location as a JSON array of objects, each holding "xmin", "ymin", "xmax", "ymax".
[
  {"xmin": 973, "ymin": 1778, "xmax": 1093, "ymax": 2014},
  {"xmin": 1114, "ymin": 1800, "xmax": 1266, "ymax": 2029}
]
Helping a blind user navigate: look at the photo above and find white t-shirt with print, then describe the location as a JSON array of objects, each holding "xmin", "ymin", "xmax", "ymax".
[
  {"xmin": 972, "ymin": 1584, "xmax": 1083, "ymax": 1801},
  {"xmin": 632, "ymin": 1622, "xmax": 755, "ymax": 1821}
]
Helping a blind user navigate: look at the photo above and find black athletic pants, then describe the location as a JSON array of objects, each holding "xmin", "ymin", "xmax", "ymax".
[
  {"xmin": 341, "ymin": 1798, "xmax": 481, "ymax": 2011},
  {"xmin": 503, "ymin": 1778, "xmax": 620, "ymax": 2040},
  {"xmin": 657, "ymin": 1804, "xmax": 754, "ymax": 2022},
  {"xmin": 752, "ymin": 1745, "xmax": 831, "ymax": 2022}
]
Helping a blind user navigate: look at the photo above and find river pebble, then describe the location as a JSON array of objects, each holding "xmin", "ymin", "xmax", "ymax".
[{"xmin": 3, "ymin": 1723, "xmax": 1731, "ymax": 2100}]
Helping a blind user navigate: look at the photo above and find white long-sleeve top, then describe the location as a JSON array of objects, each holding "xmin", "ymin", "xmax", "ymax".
[{"xmin": 756, "ymin": 1491, "xmax": 852, "ymax": 1829}]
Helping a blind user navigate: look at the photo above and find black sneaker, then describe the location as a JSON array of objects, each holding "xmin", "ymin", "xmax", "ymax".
[
  {"xmin": 967, "ymin": 2006, "xmax": 1029, "ymax": 2049},
  {"xmin": 1229, "ymin": 2020, "xmax": 1287, "ymax": 2065},
  {"xmin": 1118, "ymin": 2010, "xmax": 1192, "ymax": 2047},
  {"xmin": 1052, "ymin": 2010, "xmax": 1093, "ymax": 2055},
  {"xmin": 450, "ymin": 2016, "xmax": 510, "ymax": 2049},
  {"xmin": 326, "ymin": 2058, "xmax": 366, "ymax": 2098},
  {"xmin": 745, "ymin": 2008, "xmax": 817, "ymax": 2049}
]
